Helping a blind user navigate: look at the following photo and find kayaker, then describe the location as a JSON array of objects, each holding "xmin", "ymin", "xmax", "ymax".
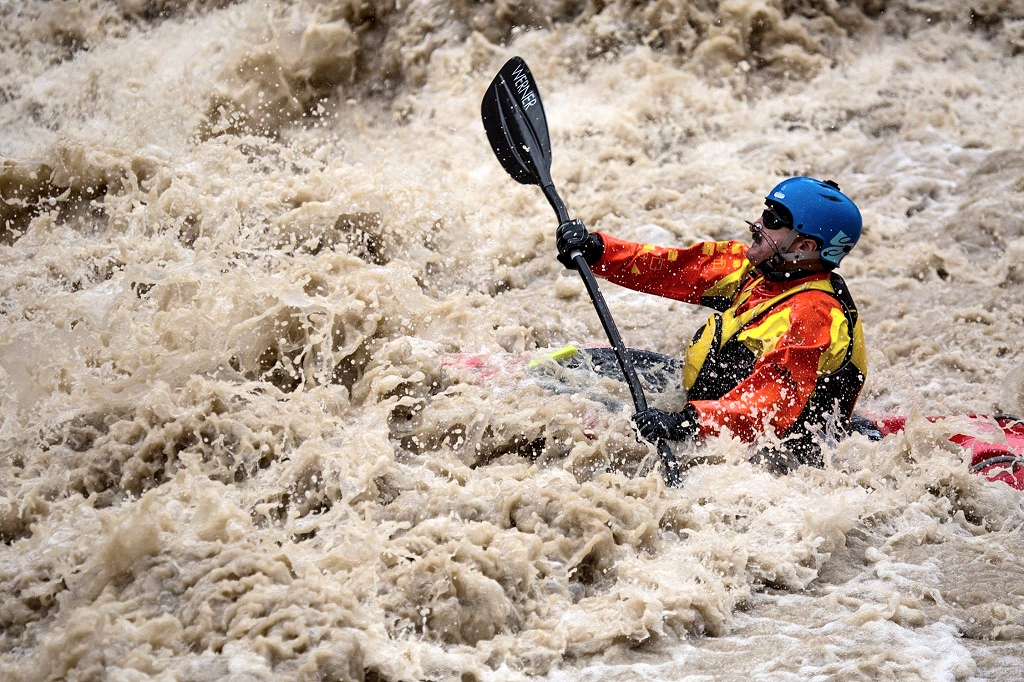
[{"xmin": 556, "ymin": 177, "xmax": 867, "ymax": 473}]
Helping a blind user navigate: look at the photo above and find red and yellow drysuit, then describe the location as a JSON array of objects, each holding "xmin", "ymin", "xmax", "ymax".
[{"xmin": 592, "ymin": 234, "xmax": 867, "ymax": 464}]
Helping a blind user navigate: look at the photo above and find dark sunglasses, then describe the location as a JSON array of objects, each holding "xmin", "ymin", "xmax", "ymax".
[{"xmin": 761, "ymin": 208, "xmax": 791, "ymax": 230}]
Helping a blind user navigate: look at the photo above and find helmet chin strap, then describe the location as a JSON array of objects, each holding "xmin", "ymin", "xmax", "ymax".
[{"xmin": 777, "ymin": 250, "xmax": 821, "ymax": 263}]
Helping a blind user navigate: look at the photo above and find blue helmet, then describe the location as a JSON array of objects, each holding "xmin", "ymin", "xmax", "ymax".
[{"xmin": 765, "ymin": 177, "xmax": 862, "ymax": 268}]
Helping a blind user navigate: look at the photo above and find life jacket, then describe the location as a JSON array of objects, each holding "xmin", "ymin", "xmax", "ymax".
[{"xmin": 683, "ymin": 270, "xmax": 868, "ymax": 466}]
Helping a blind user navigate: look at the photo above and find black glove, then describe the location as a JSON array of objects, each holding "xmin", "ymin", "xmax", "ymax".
[
  {"xmin": 632, "ymin": 404, "xmax": 700, "ymax": 443},
  {"xmin": 556, "ymin": 219, "xmax": 604, "ymax": 270}
]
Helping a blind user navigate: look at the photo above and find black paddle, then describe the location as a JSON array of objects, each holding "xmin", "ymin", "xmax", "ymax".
[{"xmin": 481, "ymin": 56, "xmax": 682, "ymax": 487}]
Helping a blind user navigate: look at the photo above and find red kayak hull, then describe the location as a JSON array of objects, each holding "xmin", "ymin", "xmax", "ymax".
[{"xmin": 872, "ymin": 415, "xmax": 1024, "ymax": 490}]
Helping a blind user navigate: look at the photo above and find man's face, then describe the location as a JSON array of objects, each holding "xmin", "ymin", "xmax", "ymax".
[{"xmin": 747, "ymin": 208, "xmax": 795, "ymax": 266}]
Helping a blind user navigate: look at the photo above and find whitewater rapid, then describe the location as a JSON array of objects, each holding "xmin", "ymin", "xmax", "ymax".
[{"xmin": 2, "ymin": 1, "xmax": 1023, "ymax": 680}]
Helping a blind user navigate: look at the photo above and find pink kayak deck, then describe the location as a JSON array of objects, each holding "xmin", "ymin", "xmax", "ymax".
[{"xmin": 872, "ymin": 415, "xmax": 1024, "ymax": 490}]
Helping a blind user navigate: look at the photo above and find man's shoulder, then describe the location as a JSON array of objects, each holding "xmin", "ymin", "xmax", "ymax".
[
  {"xmin": 784, "ymin": 286, "xmax": 849, "ymax": 326},
  {"xmin": 756, "ymin": 273, "xmax": 847, "ymax": 314}
]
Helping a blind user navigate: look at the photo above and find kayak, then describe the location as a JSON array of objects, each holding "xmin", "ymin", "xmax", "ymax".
[
  {"xmin": 440, "ymin": 345, "xmax": 1024, "ymax": 490},
  {"xmin": 872, "ymin": 414, "xmax": 1024, "ymax": 490}
]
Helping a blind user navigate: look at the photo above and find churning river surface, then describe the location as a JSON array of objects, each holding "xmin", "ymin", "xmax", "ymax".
[{"xmin": 2, "ymin": 1, "xmax": 1024, "ymax": 680}]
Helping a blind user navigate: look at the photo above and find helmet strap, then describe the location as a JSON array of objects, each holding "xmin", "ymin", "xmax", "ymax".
[
  {"xmin": 775, "ymin": 230, "xmax": 800, "ymax": 254},
  {"xmin": 778, "ymin": 250, "xmax": 821, "ymax": 263}
]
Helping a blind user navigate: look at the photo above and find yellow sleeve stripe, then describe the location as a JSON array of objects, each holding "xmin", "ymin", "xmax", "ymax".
[{"xmin": 702, "ymin": 261, "xmax": 752, "ymax": 301}]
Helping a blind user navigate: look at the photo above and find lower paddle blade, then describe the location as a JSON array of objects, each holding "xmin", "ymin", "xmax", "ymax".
[{"xmin": 481, "ymin": 56, "xmax": 553, "ymax": 186}]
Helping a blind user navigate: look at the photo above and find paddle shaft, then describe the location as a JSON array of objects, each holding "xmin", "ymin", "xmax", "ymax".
[
  {"xmin": 544, "ymin": 184, "xmax": 681, "ymax": 486},
  {"xmin": 482, "ymin": 58, "xmax": 680, "ymax": 485}
]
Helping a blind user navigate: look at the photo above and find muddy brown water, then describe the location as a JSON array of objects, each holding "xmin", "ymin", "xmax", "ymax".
[{"xmin": 2, "ymin": 1, "xmax": 1023, "ymax": 680}]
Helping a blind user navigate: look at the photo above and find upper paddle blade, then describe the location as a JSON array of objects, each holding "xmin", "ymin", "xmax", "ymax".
[{"xmin": 481, "ymin": 56, "xmax": 553, "ymax": 186}]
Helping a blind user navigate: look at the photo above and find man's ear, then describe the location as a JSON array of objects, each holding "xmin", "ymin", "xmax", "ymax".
[{"xmin": 793, "ymin": 237, "xmax": 820, "ymax": 253}]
